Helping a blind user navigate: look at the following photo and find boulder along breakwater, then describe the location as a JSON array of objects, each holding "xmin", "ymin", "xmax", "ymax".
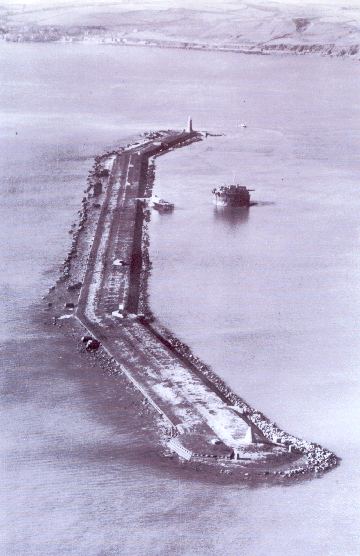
[{"xmin": 44, "ymin": 126, "xmax": 338, "ymax": 480}]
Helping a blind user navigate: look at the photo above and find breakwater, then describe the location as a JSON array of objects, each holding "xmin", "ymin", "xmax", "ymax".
[{"xmin": 46, "ymin": 127, "xmax": 339, "ymax": 479}]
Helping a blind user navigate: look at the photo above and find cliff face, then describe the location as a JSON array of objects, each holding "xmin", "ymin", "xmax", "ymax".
[{"xmin": 1, "ymin": 1, "xmax": 359, "ymax": 59}]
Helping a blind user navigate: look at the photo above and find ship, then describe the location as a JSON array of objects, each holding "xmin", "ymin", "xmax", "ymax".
[
  {"xmin": 212, "ymin": 185, "xmax": 254, "ymax": 207},
  {"xmin": 152, "ymin": 196, "xmax": 174, "ymax": 211}
]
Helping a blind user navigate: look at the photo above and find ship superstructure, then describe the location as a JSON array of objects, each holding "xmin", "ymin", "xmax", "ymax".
[{"xmin": 212, "ymin": 185, "xmax": 254, "ymax": 207}]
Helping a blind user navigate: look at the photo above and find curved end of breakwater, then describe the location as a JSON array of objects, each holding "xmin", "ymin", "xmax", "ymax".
[{"xmin": 43, "ymin": 126, "xmax": 339, "ymax": 481}]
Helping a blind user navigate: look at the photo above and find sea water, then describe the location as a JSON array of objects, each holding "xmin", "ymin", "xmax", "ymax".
[{"xmin": 1, "ymin": 43, "xmax": 359, "ymax": 555}]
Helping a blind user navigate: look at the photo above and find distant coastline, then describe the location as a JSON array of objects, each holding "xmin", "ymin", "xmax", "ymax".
[
  {"xmin": 2, "ymin": 31, "xmax": 359, "ymax": 61},
  {"xmin": 1, "ymin": 1, "xmax": 359, "ymax": 62}
]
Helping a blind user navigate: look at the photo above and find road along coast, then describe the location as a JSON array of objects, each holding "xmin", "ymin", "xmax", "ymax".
[{"xmin": 45, "ymin": 127, "xmax": 339, "ymax": 479}]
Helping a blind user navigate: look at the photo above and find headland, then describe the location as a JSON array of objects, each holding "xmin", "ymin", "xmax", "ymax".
[{"xmin": 44, "ymin": 124, "xmax": 339, "ymax": 480}]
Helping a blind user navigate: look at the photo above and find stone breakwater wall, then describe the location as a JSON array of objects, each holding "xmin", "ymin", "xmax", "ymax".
[
  {"xmin": 56, "ymin": 151, "xmax": 119, "ymax": 285},
  {"xmin": 145, "ymin": 321, "xmax": 338, "ymax": 477},
  {"xmin": 138, "ymin": 158, "xmax": 155, "ymax": 319},
  {"xmin": 50, "ymin": 132, "xmax": 338, "ymax": 478},
  {"xmin": 137, "ymin": 152, "xmax": 338, "ymax": 478}
]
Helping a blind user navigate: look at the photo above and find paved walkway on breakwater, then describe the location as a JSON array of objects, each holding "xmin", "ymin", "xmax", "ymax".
[{"xmin": 75, "ymin": 129, "xmax": 295, "ymax": 465}]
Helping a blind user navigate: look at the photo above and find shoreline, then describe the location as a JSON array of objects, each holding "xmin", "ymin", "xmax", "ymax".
[
  {"xmin": 2, "ymin": 36, "xmax": 359, "ymax": 62},
  {"xmin": 44, "ymin": 127, "xmax": 339, "ymax": 481}
]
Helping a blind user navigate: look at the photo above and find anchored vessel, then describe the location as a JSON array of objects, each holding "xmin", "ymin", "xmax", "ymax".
[
  {"xmin": 212, "ymin": 184, "xmax": 254, "ymax": 207},
  {"xmin": 152, "ymin": 196, "xmax": 174, "ymax": 211}
]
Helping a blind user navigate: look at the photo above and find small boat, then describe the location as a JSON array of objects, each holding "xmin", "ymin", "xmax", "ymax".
[{"xmin": 152, "ymin": 196, "xmax": 174, "ymax": 211}]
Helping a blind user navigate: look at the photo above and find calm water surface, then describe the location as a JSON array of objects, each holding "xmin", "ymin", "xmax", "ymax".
[{"xmin": 1, "ymin": 43, "xmax": 359, "ymax": 555}]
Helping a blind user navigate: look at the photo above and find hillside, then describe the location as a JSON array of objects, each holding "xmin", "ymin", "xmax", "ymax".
[{"xmin": 1, "ymin": 1, "xmax": 359, "ymax": 58}]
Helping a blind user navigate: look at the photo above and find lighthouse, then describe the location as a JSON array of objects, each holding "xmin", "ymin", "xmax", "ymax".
[{"xmin": 186, "ymin": 116, "xmax": 193, "ymax": 133}]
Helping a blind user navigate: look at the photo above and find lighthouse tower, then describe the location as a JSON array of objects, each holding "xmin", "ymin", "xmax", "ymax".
[{"xmin": 186, "ymin": 116, "xmax": 193, "ymax": 133}]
